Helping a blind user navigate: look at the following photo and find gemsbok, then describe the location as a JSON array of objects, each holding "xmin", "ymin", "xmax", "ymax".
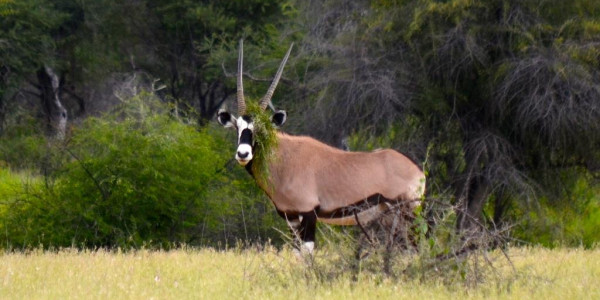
[{"xmin": 217, "ymin": 40, "xmax": 426, "ymax": 255}]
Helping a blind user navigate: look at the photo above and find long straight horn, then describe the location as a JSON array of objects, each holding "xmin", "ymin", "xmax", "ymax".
[
  {"xmin": 259, "ymin": 43, "xmax": 294, "ymax": 110},
  {"xmin": 237, "ymin": 39, "xmax": 246, "ymax": 115}
]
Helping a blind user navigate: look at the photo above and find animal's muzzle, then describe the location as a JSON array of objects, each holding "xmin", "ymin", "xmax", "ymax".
[
  {"xmin": 236, "ymin": 128, "xmax": 253, "ymax": 165},
  {"xmin": 235, "ymin": 144, "xmax": 253, "ymax": 165}
]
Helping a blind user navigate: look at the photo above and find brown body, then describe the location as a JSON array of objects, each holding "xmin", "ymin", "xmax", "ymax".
[{"xmin": 257, "ymin": 133, "xmax": 425, "ymax": 223}]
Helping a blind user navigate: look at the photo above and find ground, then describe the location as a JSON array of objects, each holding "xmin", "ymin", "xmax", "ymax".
[{"xmin": 0, "ymin": 247, "xmax": 599, "ymax": 299}]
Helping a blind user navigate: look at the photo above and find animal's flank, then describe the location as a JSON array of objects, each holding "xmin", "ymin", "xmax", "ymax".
[{"xmin": 252, "ymin": 132, "xmax": 425, "ymax": 215}]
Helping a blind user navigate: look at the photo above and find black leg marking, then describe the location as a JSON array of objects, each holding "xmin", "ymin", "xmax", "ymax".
[
  {"xmin": 279, "ymin": 210, "xmax": 317, "ymax": 253},
  {"xmin": 299, "ymin": 211, "xmax": 317, "ymax": 244},
  {"xmin": 277, "ymin": 210, "xmax": 317, "ymax": 243},
  {"xmin": 277, "ymin": 209, "xmax": 296, "ymax": 220},
  {"xmin": 280, "ymin": 212, "xmax": 301, "ymax": 236}
]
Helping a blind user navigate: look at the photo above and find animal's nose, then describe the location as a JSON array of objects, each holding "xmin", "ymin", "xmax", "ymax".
[{"xmin": 237, "ymin": 151, "xmax": 249, "ymax": 159}]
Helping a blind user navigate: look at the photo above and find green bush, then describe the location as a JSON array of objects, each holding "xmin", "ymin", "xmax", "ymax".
[
  {"xmin": 1, "ymin": 93, "xmax": 285, "ymax": 249},
  {"xmin": 512, "ymin": 170, "xmax": 600, "ymax": 248},
  {"xmin": 0, "ymin": 167, "xmax": 45, "ymax": 248},
  {"xmin": 0, "ymin": 113, "xmax": 50, "ymax": 170}
]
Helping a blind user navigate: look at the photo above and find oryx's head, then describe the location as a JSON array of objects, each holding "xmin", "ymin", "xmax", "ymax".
[{"xmin": 217, "ymin": 39, "xmax": 292, "ymax": 166}]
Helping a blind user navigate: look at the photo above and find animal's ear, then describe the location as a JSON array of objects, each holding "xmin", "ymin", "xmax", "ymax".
[
  {"xmin": 217, "ymin": 109, "xmax": 237, "ymax": 129},
  {"xmin": 271, "ymin": 110, "xmax": 287, "ymax": 127}
]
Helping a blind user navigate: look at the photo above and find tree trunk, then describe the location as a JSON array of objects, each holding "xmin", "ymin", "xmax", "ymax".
[
  {"xmin": 37, "ymin": 66, "xmax": 67, "ymax": 139},
  {"xmin": 456, "ymin": 178, "xmax": 490, "ymax": 234},
  {"xmin": 492, "ymin": 191, "xmax": 510, "ymax": 227}
]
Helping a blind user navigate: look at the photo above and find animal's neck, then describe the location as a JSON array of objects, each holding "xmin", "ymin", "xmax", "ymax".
[
  {"xmin": 244, "ymin": 159, "xmax": 254, "ymax": 177},
  {"xmin": 245, "ymin": 132, "xmax": 286, "ymax": 195}
]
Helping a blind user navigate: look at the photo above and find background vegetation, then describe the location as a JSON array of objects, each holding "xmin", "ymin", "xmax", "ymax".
[{"xmin": 0, "ymin": 0, "xmax": 598, "ymax": 251}]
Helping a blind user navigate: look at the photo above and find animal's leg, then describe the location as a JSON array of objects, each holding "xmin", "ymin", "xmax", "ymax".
[
  {"xmin": 283, "ymin": 210, "xmax": 317, "ymax": 257},
  {"xmin": 352, "ymin": 227, "xmax": 370, "ymax": 281},
  {"xmin": 297, "ymin": 211, "xmax": 317, "ymax": 255},
  {"xmin": 397, "ymin": 201, "xmax": 418, "ymax": 251},
  {"xmin": 282, "ymin": 213, "xmax": 303, "ymax": 251},
  {"xmin": 404, "ymin": 204, "xmax": 419, "ymax": 250},
  {"xmin": 382, "ymin": 201, "xmax": 419, "ymax": 251},
  {"xmin": 382, "ymin": 209, "xmax": 399, "ymax": 277}
]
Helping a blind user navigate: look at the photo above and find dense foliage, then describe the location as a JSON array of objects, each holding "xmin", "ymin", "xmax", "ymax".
[
  {"xmin": 291, "ymin": 0, "xmax": 600, "ymax": 244},
  {"xmin": 0, "ymin": 94, "xmax": 284, "ymax": 249}
]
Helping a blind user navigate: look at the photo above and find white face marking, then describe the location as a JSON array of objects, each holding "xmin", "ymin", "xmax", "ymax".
[
  {"xmin": 236, "ymin": 118, "xmax": 248, "ymax": 132},
  {"xmin": 235, "ymin": 117, "xmax": 254, "ymax": 165},
  {"xmin": 236, "ymin": 118, "xmax": 248, "ymax": 137}
]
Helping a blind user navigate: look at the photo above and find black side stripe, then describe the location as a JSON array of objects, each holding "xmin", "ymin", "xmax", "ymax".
[{"xmin": 316, "ymin": 194, "xmax": 393, "ymax": 219}]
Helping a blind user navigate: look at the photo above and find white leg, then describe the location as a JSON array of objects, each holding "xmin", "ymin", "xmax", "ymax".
[{"xmin": 301, "ymin": 241, "xmax": 314, "ymax": 255}]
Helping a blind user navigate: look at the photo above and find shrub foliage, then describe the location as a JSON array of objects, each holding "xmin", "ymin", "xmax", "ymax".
[{"xmin": 0, "ymin": 93, "xmax": 284, "ymax": 249}]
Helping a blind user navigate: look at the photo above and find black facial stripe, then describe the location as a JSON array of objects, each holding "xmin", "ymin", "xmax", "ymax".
[
  {"xmin": 239, "ymin": 128, "xmax": 253, "ymax": 145},
  {"xmin": 241, "ymin": 115, "xmax": 253, "ymax": 123}
]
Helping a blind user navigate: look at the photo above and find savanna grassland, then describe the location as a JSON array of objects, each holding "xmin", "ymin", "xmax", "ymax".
[{"xmin": 1, "ymin": 247, "xmax": 599, "ymax": 300}]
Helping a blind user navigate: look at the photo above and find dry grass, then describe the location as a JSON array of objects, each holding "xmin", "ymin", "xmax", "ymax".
[{"xmin": 0, "ymin": 246, "xmax": 599, "ymax": 299}]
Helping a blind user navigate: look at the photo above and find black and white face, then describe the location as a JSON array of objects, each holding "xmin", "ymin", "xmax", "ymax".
[{"xmin": 217, "ymin": 109, "xmax": 287, "ymax": 166}]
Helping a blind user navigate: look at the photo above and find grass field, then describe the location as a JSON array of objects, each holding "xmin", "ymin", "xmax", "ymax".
[{"xmin": 1, "ymin": 246, "xmax": 599, "ymax": 299}]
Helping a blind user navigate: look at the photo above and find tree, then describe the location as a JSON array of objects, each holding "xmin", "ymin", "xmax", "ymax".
[
  {"xmin": 1, "ymin": 0, "xmax": 294, "ymax": 132},
  {"xmin": 291, "ymin": 0, "xmax": 600, "ymax": 237},
  {"xmin": 0, "ymin": 0, "xmax": 67, "ymax": 134},
  {"xmin": 146, "ymin": 0, "xmax": 293, "ymax": 122}
]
